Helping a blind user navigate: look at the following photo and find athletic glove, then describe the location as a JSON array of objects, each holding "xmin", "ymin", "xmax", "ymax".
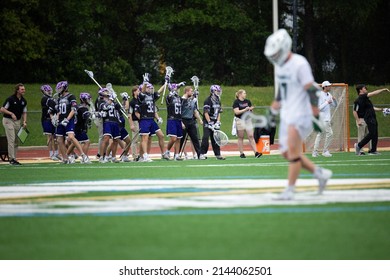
[
  {"xmin": 51, "ymin": 115, "xmax": 58, "ymax": 127},
  {"xmin": 178, "ymin": 81, "xmax": 186, "ymax": 87},
  {"xmin": 214, "ymin": 121, "xmax": 221, "ymax": 130},
  {"xmin": 157, "ymin": 117, "xmax": 163, "ymax": 124},
  {"xmin": 100, "ymin": 111, "xmax": 107, "ymax": 118},
  {"xmin": 266, "ymin": 107, "xmax": 278, "ymax": 130},
  {"xmin": 143, "ymin": 73, "xmax": 150, "ymax": 83},
  {"xmin": 61, "ymin": 119, "xmax": 69, "ymax": 127},
  {"xmin": 383, "ymin": 108, "xmax": 390, "ymax": 117},
  {"xmin": 312, "ymin": 115, "xmax": 325, "ymax": 133}
]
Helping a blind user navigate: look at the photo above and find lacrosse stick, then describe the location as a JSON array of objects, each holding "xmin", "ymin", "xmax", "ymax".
[
  {"xmin": 179, "ymin": 133, "xmax": 189, "ymax": 158},
  {"xmin": 161, "ymin": 66, "xmax": 174, "ymax": 104},
  {"xmin": 191, "ymin": 75, "xmax": 200, "ymax": 109},
  {"xmin": 106, "ymin": 83, "xmax": 129, "ymax": 118},
  {"xmin": 209, "ymin": 126, "xmax": 229, "ymax": 147},
  {"xmin": 119, "ymin": 129, "xmax": 140, "ymax": 159},
  {"xmin": 240, "ymin": 111, "xmax": 269, "ymax": 130},
  {"xmin": 84, "ymin": 69, "xmax": 103, "ymax": 89}
]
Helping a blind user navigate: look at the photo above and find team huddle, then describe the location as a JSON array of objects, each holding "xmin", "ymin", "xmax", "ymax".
[{"xmin": 40, "ymin": 72, "xmax": 227, "ymax": 164}]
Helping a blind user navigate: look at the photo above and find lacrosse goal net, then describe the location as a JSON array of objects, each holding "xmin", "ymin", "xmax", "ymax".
[{"xmin": 304, "ymin": 83, "xmax": 350, "ymax": 153}]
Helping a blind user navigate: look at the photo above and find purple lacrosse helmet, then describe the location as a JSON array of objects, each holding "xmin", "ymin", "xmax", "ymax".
[
  {"xmin": 40, "ymin": 84, "xmax": 53, "ymax": 96},
  {"xmin": 56, "ymin": 81, "xmax": 68, "ymax": 93},
  {"xmin": 210, "ymin": 85, "xmax": 222, "ymax": 94},
  {"xmin": 80, "ymin": 92, "xmax": 92, "ymax": 103},
  {"xmin": 98, "ymin": 87, "xmax": 109, "ymax": 97},
  {"xmin": 168, "ymin": 83, "xmax": 178, "ymax": 91}
]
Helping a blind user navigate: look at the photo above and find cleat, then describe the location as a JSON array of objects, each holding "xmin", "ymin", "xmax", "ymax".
[
  {"xmin": 99, "ymin": 156, "xmax": 108, "ymax": 163},
  {"xmin": 174, "ymin": 156, "xmax": 184, "ymax": 161},
  {"xmin": 315, "ymin": 167, "xmax": 333, "ymax": 194},
  {"xmin": 354, "ymin": 143, "xmax": 361, "ymax": 155},
  {"xmin": 121, "ymin": 155, "xmax": 131, "ymax": 162},
  {"xmin": 199, "ymin": 154, "xmax": 207, "ymax": 160},
  {"xmin": 274, "ymin": 189, "xmax": 294, "ymax": 200},
  {"xmin": 312, "ymin": 151, "xmax": 318, "ymax": 157},
  {"xmin": 322, "ymin": 150, "xmax": 332, "ymax": 157},
  {"xmin": 255, "ymin": 152, "xmax": 262, "ymax": 158},
  {"xmin": 368, "ymin": 151, "xmax": 381, "ymax": 155},
  {"xmin": 68, "ymin": 155, "xmax": 75, "ymax": 164},
  {"xmin": 9, "ymin": 159, "xmax": 22, "ymax": 166},
  {"xmin": 216, "ymin": 155, "xmax": 226, "ymax": 160},
  {"xmin": 81, "ymin": 154, "xmax": 91, "ymax": 164},
  {"xmin": 240, "ymin": 153, "xmax": 246, "ymax": 158},
  {"xmin": 162, "ymin": 151, "xmax": 170, "ymax": 160}
]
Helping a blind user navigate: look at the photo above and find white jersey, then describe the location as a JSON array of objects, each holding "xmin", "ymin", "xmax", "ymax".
[
  {"xmin": 318, "ymin": 91, "xmax": 337, "ymax": 122},
  {"xmin": 275, "ymin": 54, "xmax": 314, "ymax": 124}
]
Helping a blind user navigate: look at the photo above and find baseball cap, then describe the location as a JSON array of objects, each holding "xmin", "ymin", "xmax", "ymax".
[{"xmin": 322, "ymin": 81, "xmax": 332, "ymax": 87}]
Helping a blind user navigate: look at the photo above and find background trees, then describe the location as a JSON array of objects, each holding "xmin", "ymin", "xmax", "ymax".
[{"xmin": 0, "ymin": 0, "xmax": 389, "ymax": 85}]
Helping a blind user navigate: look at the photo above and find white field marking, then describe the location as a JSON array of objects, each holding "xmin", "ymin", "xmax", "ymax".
[
  {"xmin": 1, "ymin": 178, "xmax": 390, "ymax": 199},
  {"xmin": 0, "ymin": 179, "xmax": 389, "ymax": 217},
  {"xmin": 1, "ymin": 189, "xmax": 390, "ymax": 216}
]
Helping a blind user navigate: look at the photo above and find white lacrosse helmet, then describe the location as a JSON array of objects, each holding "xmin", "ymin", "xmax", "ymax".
[{"xmin": 264, "ymin": 29, "xmax": 292, "ymax": 66}]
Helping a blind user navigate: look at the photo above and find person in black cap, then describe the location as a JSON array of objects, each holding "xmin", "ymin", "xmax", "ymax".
[{"xmin": 353, "ymin": 84, "xmax": 389, "ymax": 155}]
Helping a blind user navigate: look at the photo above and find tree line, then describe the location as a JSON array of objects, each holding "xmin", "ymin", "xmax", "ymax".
[{"xmin": 1, "ymin": 0, "xmax": 389, "ymax": 86}]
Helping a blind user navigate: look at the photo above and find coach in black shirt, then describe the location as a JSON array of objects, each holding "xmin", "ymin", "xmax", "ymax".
[
  {"xmin": 353, "ymin": 84, "xmax": 389, "ymax": 155},
  {"xmin": 1, "ymin": 83, "xmax": 28, "ymax": 165}
]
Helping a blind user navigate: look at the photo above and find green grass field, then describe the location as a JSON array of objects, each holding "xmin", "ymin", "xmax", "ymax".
[{"xmin": 0, "ymin": 152, "xmax": 389, "ymax": 260}]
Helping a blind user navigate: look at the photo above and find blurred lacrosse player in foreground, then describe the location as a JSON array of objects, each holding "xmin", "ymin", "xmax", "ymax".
[{"xmin": 264, "ymin": 29, "xmax": 332, "ymax": 200}]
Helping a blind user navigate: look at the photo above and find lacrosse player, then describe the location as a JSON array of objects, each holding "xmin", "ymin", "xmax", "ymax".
[
  {"xmin": 199, "ymin": 85, "xmax": 225, "ymax": 160},
  {"xmin": 312, "ymin": 81, "xmax": 338, "ymax": 157},
  {"xmin": 94, "ymin": 89, "xmax": 106, "ymax": 159},
  {"xmin": 232, "ymin": 89, "xmax": 262, "ymax": 158},
  {"xmin": 135, "ymin": 78, "xmax": 166, "ymax": 162},
  {"xmin": 162, "ymin": 82, "xmax": 186, "ymax": 161},
  {"xmin": 98, "ymin": 89, "xmax": 122, "ymax": 163},
  {"xmin": 264, "ymin": 29, "xmax": 332, "ymax": 200},
  {"xmin": 40, "ymin": 84, "xmax": 60, "ymax": 161},
  {"xmin": 353, "ymin": 85, "xmax": 390, "ymax": 156},
  {"xmin": 180, "ymin": 86, "xmax": 203, "ymax": 159},
  {"xmin": 52, "ymin": 81, "xmax": 89, "ymax": 164},
  {"xmin": 66, "ymin": 92, "xmax": 92, "ymax": 163}
]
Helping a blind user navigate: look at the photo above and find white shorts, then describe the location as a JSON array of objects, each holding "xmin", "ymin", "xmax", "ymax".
[{"xmin": 278, "ymin": 115, "xmax": 312, "ymax": 153}]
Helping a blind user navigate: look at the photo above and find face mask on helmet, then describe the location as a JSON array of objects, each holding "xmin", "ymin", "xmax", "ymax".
[
  {"xmin": 210, "ymin": 85, "xmax": 222, "ymax": 99},
  {"xmin": 146, "ymin": 82, "xmax": 154, "ymax": 93},
  {"xmin": 40, "ymin": 85, "xmax": 53, "ymax": 97},
  {"xmin": 168, "ymin": 83, "xmax": 178, "ymax": 92},
  {"xmin": 264, "ymin": 29, "xmax": 292, "ymax": 66},
  {"xmin": 56, "ymin": 81, "xmax": 68, "ymax": 94}
]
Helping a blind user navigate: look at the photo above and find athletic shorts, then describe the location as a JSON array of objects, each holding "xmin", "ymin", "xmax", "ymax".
[
  {"xmin": 42, "ymin": 119, "xmax": 55, "ymax": 135},
  {"xmin": 278, "ymin": 116, "xmax": 312, "ymax": 153},
  {"xmin": 120, "ymin": 127, "xmax": 130, "ymax": 140},
  {"xmin": 56, "ymin": 119, "xmax": 75, "ymax": 137},
  {"xmin": 166, "ymin": 119, "xmax": 183, "ymax": 138},
  {"xmin": 139, "ymin": 119, "xmax": 161, "ymax": 136},
  {"xmin": 103, "ymin": 121, "xmax": 121, "ymax": 139},
  {"xmin": 75, "ymin": 131, "xmax": 89, "ymax": 143}
]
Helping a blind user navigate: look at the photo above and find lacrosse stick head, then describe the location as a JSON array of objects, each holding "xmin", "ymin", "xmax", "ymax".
[
  {"xmin": 240, "ymin": 111, "xmax": 269, "ymax": 130},
  {"xmin": 56, "ymin": 81, "xmax": 68, "ymax": 94},
  {"xmin": 84, "ymin": 69, "xmax": 94, "ymax": 78},
  {"xmin": 213, "ymin": 130, "xmax": 229, "ymax": 147},
  {"xmin": 165, "ymin": 66, "xmax": 174, "ymax": 78},
  {"xmin": 191, "ymin": 76, "xmax": 199, "ymax": 89},
  {"xmin": 106, "ymin": 83, "xmax": 115, "ymax": 94},
  {"xmin": 40, "ymin": 85, "xmax": 53, "ymax": 97}
]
